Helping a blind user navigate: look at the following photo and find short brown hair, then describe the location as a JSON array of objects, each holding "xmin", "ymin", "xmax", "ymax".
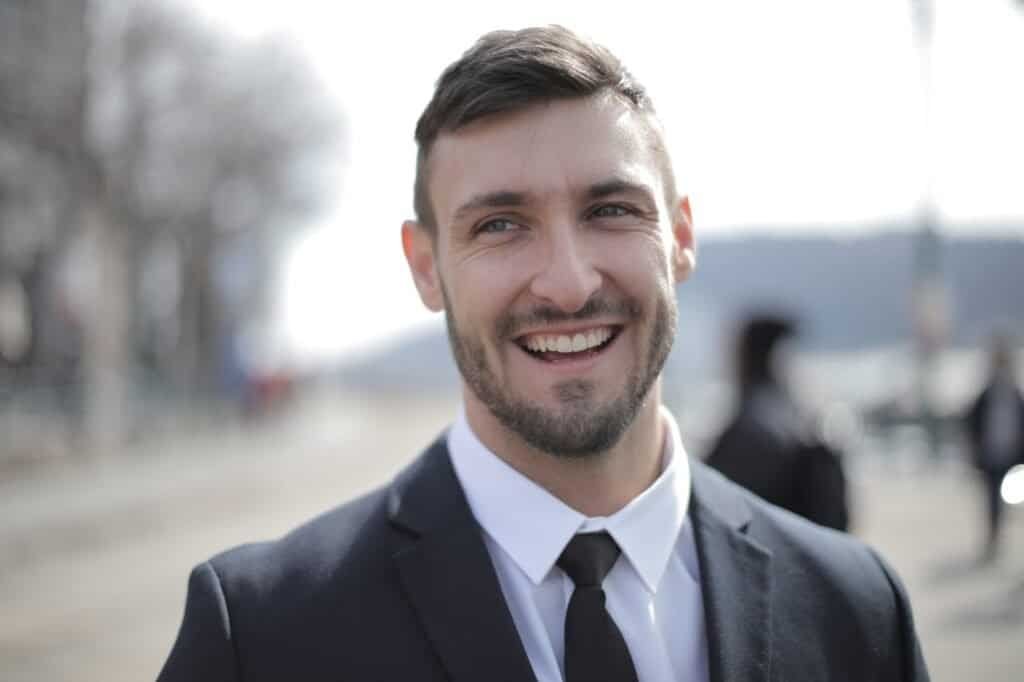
[{"xmin": 412, "ymin": 25, "xmax": 676, "ymax": 232}]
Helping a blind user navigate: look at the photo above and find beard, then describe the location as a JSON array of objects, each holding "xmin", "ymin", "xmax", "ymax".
[{"xmin": 443, "ymin": 286, "xmax": 677, "ymax": 458}]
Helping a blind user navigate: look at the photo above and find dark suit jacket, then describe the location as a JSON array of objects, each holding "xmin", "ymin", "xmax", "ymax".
[
  {"xmin": 158, "ymin": 435, "xmax": 929, "ymax": 681},
  {"xmin": 964, "ymin": 381, "xmax": 1024, "ymax": 475}
]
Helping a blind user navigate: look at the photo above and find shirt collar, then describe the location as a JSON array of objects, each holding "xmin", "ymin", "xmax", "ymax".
[{"xmin": 447, "ymin": 405, "xmax": 692, "ymax": 594}]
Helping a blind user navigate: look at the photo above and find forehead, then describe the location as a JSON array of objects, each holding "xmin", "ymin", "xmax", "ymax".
[{"xmin": 426, "ymin": 95, "xmax": 666, "ymax": 223}]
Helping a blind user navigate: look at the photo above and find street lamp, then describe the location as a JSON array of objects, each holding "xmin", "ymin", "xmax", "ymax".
[{"xmin": 907, "ymin": 0, "xmax": 950, "ymax": 460}]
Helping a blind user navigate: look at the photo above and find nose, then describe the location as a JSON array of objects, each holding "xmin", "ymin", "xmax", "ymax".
[{"xmin": 528, "ymin": 224, "xmax": 602, "ymax": 313}]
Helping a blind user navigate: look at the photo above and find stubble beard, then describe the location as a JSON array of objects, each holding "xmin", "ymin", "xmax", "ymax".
[{"xmin": 443, "ymin": 287, "xmax": 677, "ymax": 459}]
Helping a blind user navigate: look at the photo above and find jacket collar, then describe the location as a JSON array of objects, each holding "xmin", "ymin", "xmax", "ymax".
[
  {"xmin": 387, "ymin": 435, "xmax": 538, "ymax": 682},
  {"xmin": 689, "ymin": 460, "xmax": 773, "ymax": 682},
  {"xmin": 387, "ymin": 436, "xmax": 774, "ymax": 682}
]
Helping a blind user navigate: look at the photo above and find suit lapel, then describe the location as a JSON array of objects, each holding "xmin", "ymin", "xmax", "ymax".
[
  {"xmin": 690, "ymin": 461, "xmax": 773, "ymax": 682},
  {"xmin": 388, "ymin": 438, "xmax": 537, "ymax": 682}
]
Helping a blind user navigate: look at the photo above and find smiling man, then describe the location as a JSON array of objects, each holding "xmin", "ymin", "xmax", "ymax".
[
  {"xmin": 404, "ymin": 89, "xmax": 688, "ymax": 518},
  {"xmin": 158, "ymin": 26, "xmax": 929, "ymax": 682}
]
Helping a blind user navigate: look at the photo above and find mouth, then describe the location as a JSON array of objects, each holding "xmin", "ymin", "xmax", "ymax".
[{"xmin": 515, "ymin": 325, "xmax": 622, "ymax": 363}]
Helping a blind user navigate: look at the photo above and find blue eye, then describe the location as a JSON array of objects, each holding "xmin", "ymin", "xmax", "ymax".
[
  {"xmin": 477, "ymin": 218, "xmax": 518, "ymax": 234},
  {"xmin": 590, "ymin": 204, "xmax": 631, "ymax": 218}
]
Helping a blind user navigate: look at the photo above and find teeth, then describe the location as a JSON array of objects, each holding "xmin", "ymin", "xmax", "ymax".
[{"xmin": 523, "ymin": 328, "xmax": 613, "ymax": 354}]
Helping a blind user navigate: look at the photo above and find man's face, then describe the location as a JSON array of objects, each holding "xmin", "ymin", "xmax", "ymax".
[{"xmin": 404, "ymin": 94, "xmax": 693, "ymax": 457}]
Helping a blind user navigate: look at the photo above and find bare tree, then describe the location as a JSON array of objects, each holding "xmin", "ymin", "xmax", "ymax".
[
  {"xmin": 97, "ymin": 2, "xmax": 340, "ymax": 396},
  {"xmin": 0, "ymin": 0, "xmax": 342, "ymax": 454}
]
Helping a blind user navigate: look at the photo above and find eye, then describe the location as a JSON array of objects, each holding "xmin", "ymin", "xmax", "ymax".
[
  {"xmin": 475, "ymin": 218, "xmax": 521, "ymax": 235},
  {"xmin": 589, "ymin": 204, "xmax": 633, "ymax": 219}
]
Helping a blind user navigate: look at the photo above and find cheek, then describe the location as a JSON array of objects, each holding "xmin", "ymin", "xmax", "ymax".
[
  {"xmin": 602, "ymin": 233, "xmax": 674, "ymax": 291},
  {"xmin": 447, "ymin": 264, "xmax": 517, "ymax": 334},
  {"xmin": 454, "ymin": 245, "xmax": 536, "ymax": 303}
]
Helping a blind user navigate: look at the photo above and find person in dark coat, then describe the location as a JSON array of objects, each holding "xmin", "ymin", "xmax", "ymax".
[
  {"xmin": 157, "ymin": 27, "xmax": 924, "ymax": 682},
  {"xmin": 964, "ymin": 332, "xmax": 1024, "ymax": 561},
  {"xmin": 705, "ymin": 314, "xmax": 850, "ymax": 531}
]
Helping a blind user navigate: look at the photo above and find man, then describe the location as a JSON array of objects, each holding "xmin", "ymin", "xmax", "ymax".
[
  {"xmin": 159, "ymin": 26, "xmax": 928, "ymax": 681},
  {"xmin": 706, "ymin": 314, "xmax": 850, "ymax": 531},
  {"xmin": 965, "ymin": 331, "xmax": 1024, "ymax": 561}
]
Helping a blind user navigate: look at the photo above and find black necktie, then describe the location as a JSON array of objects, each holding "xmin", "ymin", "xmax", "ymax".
[{"xmin": 557, "ymin": 532, "xmax": 639, "ymax": 682}]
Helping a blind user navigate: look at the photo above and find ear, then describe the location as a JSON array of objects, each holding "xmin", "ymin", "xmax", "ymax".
[
  {"xmin": 401, "ymin": 220, "xmax": 444, "ymax": 312},
  {"xmin": 671, "ymin": 196, "xmax": 696, "ymax": 282}
]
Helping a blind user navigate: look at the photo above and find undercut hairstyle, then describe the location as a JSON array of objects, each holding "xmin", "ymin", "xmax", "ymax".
[{"xmin": 412, "ymin": 25, "xmax": 677, "ymax": 233}]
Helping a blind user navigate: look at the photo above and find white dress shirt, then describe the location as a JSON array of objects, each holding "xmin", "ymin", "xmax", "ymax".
[{"xmin": 448, "ymin": 406, "xmax": 710, "ymax": 682}]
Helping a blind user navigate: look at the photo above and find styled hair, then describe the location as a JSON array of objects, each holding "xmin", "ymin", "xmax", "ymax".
[{"xmin": 412, "ymin": 25, "xmax": 674, "ymax": 232}]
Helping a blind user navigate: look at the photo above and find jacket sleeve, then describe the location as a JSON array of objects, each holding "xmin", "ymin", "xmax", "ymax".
[
  {"xmin": 157, "ymin": 561, "xmax": 240, "ymax": 682},
  {"xmin": 869, "ymin": 549, "xmax": 930, "ymax": 682},
  {"xmin": 963, "ymin": 391, "xmax": 986, "ymax": 467}
]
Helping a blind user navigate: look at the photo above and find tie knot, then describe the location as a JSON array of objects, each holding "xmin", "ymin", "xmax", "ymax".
[{"xmin": 557, "ymin": 532, "xmax": 622, "ymax": 587}]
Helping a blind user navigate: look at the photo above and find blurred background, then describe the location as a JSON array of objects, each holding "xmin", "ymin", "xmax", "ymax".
[{"xmin": 1, "ymin": 0, "xmax": 1022, "ymax": 680}]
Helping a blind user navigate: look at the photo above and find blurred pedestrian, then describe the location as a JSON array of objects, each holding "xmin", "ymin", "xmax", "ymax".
[
  {"xmin": 706, "ymin": 314, "xmax": 850, "ymax": 531},
  {"xmin": 964, "ymin": 331, "xmax": 1024, "ymax": 561},
  {"xmin": 158, "ymin": 26, "xmax": 925, "ymax": 682}
]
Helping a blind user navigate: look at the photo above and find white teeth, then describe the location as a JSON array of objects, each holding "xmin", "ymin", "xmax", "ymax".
[{"xmin": 523, "ymin": 328, "xmax": 613, "ymax": 354}]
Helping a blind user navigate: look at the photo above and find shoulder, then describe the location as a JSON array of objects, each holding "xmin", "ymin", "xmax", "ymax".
[
  {"xmin": 196, "ymin": 434, "xmax": 456, "ymax": 605},
  {"xmin": 691, "ymin": 461, "xmax": 927, "ymax": 678},
  {"xmin": 692, "ymin": 459, "xmax": 898, "ymax": 599},
  {"xmin": 160, "ymin": 440, "xmax": 461, "ymax": 680},
  {"xmin": 159, "ymin": 485, "xmax": 403, "ymax": 681},
  {"xmin": 205, "ymin": 482, "xmax": 396, "ymax": 602},
  {"xmin": 967, "ymin": 385, "xmax": 992, "ymax": 418}
]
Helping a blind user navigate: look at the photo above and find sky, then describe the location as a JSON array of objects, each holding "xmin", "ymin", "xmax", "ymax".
[{"xmin": 181, "ymin": 0, "xmax": 1024, "ymax": 365}]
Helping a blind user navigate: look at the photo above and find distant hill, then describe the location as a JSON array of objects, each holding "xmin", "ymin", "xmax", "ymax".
[
  {"xmin": 337, "ymin": 229, "xmax": 1024, "ymax": 390},
  {"xmin": 681, "ymin": 229, "xmax": 1024, "ymax": 350}
]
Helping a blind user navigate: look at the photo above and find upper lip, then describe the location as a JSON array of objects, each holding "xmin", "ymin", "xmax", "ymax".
[{"xmin": 513, "ymin": 322, "xmax": 621, "ymax": 341}]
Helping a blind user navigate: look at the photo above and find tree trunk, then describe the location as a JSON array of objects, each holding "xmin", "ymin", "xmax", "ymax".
[
  {"xmin": 79, "ymin": 195, "xmax": 132, "ymax": 454},
  {"xmin": 174, "ymin": 225, "xmax": 219, "ymax": 398}
]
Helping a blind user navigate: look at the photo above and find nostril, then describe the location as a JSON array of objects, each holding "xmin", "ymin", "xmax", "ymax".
[{"xmin": 528, "ymin": 266, "xmax": 602, "ymax": 314}]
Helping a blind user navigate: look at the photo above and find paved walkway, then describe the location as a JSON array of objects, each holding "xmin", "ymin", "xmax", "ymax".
[{"xmin": 0, "ymin": 388, "xmax": 1021, "ymax": 681}]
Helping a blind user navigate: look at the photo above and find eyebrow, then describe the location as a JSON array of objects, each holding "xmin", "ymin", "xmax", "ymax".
[
  {"xmin": 585, "ymin": 177, "xmax": 656, "ymax": 201},
  {"xmin": 450, "ymin": 177, "xmax": 657, "ymax": 223},
  {"xmin": 452, "ymin": 190, "xmax": 528, "ymax": 222}
]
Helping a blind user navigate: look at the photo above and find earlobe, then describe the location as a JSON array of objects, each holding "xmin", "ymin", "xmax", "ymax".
[
  {"xmin": 672, "ymin": 196, "xmax": 697, "ymax": 282},
  {"xmin": 401, "ymin": 220, "xmax": 444, "ymax": 312},
  {"xmin": 675, "ymin": 247, "xmax": 696, "ymax": 281}
]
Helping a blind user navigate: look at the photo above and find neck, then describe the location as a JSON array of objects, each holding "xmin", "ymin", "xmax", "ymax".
[{"xmin": 464, "ymin": 384, "xmax": 666, "ymax": 517}]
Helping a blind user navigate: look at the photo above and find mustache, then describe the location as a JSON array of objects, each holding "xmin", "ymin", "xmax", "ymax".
[{"xmin": 498, "ymin": 296, "xmax": 641, "ymax": 340}]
